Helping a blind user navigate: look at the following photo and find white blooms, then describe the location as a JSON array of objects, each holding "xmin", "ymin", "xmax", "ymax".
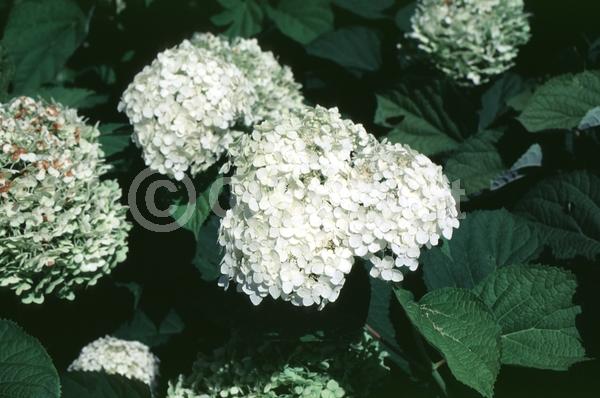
[
  {"xmin": 69, "ymin": 336, "xmax": 160, "ymax": 389},
  {"xmin": 218, "ymin": 107, "xmax": 372, "ymax": 308},
  {"xmin": 191, "ymin": 33, "xmax": 305, "ymax": 124},
  {"xmin": 119, "ymin": 39, "xmax": 256, "ymax": 180},
  {"xmin": 409, "ymin": 0, "xmax": 530, "ymax": 85},
  {"xmin": 119, "ymin": 33, "xmax": 304, "ymax": 180},
  {"xmin": 345, "ymin": 140, "xmax": 459, "ymax": 280},
  {"xmin": 218, "ymin": 106, "xmax": 459, "ymax": 308},
  {"xmin": 0, "ymin": 97, "xmax": 130, "ymax": 304}
]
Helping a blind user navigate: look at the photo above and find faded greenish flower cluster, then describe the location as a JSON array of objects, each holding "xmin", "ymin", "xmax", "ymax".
[
  {"xmin": 166, "ymin": 332, "xmax": 388, "ymax": 398},
  {"xmin": 0, "ymin": 97, "xmax": 130, "ymax": 304},
  {"xmin": 409, "ymin": 0, "xmax": 530, "ymax": 85}
]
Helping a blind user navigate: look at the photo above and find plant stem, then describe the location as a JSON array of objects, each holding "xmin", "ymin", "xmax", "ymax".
[{"xmin": 410, "ymin": 325, "xmax": 448, "ymax": 397}]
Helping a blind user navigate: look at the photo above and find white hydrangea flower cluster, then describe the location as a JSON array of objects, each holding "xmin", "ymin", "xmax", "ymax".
[
  {"xmin": 191, "ymin": 33, "xmax": 305, "ymax": 124},
  {"xmin": 408, "ymin": 0, "xmax": 530, "ymax": 85},
  {"xmin": 119, "ymin": 33, "xmax": 304, "ymax": 180},
  {"xmin": 219, "ymin": 107, "xmax": 372, "ymax": 308},
  {"xmin": 0, "ymin": 97, "xmax": 130, "ymax": 304},
  {"xmin": 166, "ymin": 332, "xmax": 387, "ymax": 398},
  {"xmin": 68, "ymin": 336, "xmax": 160, "ymax": 389},
  {"xmin": 345, "ymin": 140, "xmax": 459, "ymax": 281},
  {"xmin": 119, "ymin": 39, "xmax": 256, "ymax": 180},
  {"xmin": 219, "ymin": 106, "xmax": 459, "ymax": 308}
]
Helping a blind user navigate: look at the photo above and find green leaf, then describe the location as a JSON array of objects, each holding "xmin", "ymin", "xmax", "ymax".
[
  {"xmin": 375, "ymin": 82, "xmax": 470, "ymax": 155},
  {"xmin": 0, "ymin": 45, "xmax": 14, "ymax": 100},
  {"xmin": 98, "ymin": 123, "xmax": 132, "ymax": 157},
  {"xmin": 158, "ymin": 309, "xmax": 185, "ymax": 338},
  {"xmin": 366, "ymin": 275, "xmax": 411, "ymax": 374},
  {"xmin": 116, "ymin": 282, "xmax": 143, "ymax": 309},
  {"xmin": 114, "ymin": 310, "xmax": 184, "ymax": 348},
  {"xmin": 366, "ymin": 277, "xmax": 395, "ymax": 346},
  {"xmin": 491, "ymin": 143, "xmax": 543, "ymax": 191},
  {"xmin": 2, "ymin": 0, "xmax": 88, "ymax": 92},
  {"xmin": 422, "ymin": 209, "xmax": 539, "ymax": 290},
  {"xmin": 479, "ymin": 73, "xmax": 524, "ymax": 131},
  {"xmin": 170, "ymin": 178, "xmax": 224, "ymax": 240},
  {"xmin": 268, "ymin": 0, "xmax": 333, "ymax": 45},
  {"xmin": 445, "ymin": 130, "xmax": 505, "ymax": 195},
  {"xmin": 0, "ymin": 319, "xmax": 60, "ymax": 398},
  {"xmin": 395, "ymin": 288, "xmax": 501, "ymax": 398},
  {"xmin": 394, "ymin": 1, "xmax": 417, "ymax": 32},
  {"xmin": 61, "ymin": 372, "xmax": 151, "ymax": 398},
  {"xmin": 192, "ymin": 213, "xmax": 223, "ymax": 281},
  {"xmin": 578, "ymin": 106, "xmax": 600, "ymax": 130},
  {"xmin": 333, "ymin": 0, "xmax": 393, "ymax": 19},
  {"xmin": 33, "ymin": 86, "xmax": 108, "ymax": 109},
  {"xmin": 211, "ymin": 0, "xmax": 263, "ymax": 38},
  {"xmin": 306, "ymin": 27, "xmax": 382, "ymax": 75},
  {"xmin": 518, "ymin": 71, "xmax": 600, "ymax": 132},
  {"xmin": 475, "ymin": 265, "xmax": 586, "ymax": 370},
  {"xmin": 515, "ymin": 171, "xmax": 600, "ymax": 261}
]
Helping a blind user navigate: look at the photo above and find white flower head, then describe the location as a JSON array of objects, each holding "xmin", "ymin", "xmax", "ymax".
[
  {"xmin": 409, "ymin": 0, "xmax": 530, "ymax": 85},
  {"xmin": 0, "ymin": 97, "xmax": 130, "ymax": 304},
  {"xmin": 218, "ymin": 105, "xmax": 459, "ymax": 308},
  {"xmin": 191, "ymin": 33, "xmax": 305, "ymax": 124},
  {"xmin": 347, "ymin": 139, "xmax": 459, "ymax": 281},
  {"xmin": 119, "ymin": 39, "xmax": 256, "ymax": 180},
  {"xmin": 120, "ymin": 33, "xmax": 304, "ymax": 180},
  {"xmin": 219, "ymin": 106, "xmax": 371, "ymax": 308},
  {"xmin": 69, "ymin": 336, "xmax": 160, "ymax": 390}
]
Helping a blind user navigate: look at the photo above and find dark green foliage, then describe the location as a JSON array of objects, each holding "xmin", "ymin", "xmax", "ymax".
[{"xmin": 0, "ymin": 1, "xmax": 599, "ymax": 398}]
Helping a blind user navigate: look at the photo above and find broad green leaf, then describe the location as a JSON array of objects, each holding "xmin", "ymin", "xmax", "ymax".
[
  {"xmin": 170, "ymin": 178, "xmax": 224, "ymax": 240},
  {"xmin": 0, "ymin": 45, "xmax": 14, "ymax": 100},
  {"xmin": 479, "ymin": 73, "xmax": 524, "ymax": 130},
  {"xmin": 589, "ymin": 38, "xmax": 600, "ymax": 64},
  {"xmin": 61, "ymin": 372, "xmax": 151, "ymax": 398},
  {"xmin": 366, "ymin": 275, "xmax": 411, "ymax": 374},
  {"xmin": 518, "ymin": 71, "xmax": 600, "ymax": 132},
  {"xmin": 395, "ymin": 288, "xmax": 501, "ymax": 398},
  {"xmin": 475, "ymin": 265, "xmax": 586, "ymax": 370},
  {"xmin": 578, "ymin": 106, "xmax": 600, "ymax": 130},
  {"xmin": 333, "ymin": 0, "xmax": 393, "ymax": 19},
  {"xmin": 268, "ymin": 0, "xmax": 333, "ymax": 44},
  {"xmin": 114, "ymin": 309, "xmax": 184, "ymax": 347},
  {"xmin": 422, "ymin": 209, "xmax": 539, "ymax": 290},
  {"xmin": 366, "ymin": 277, "xmax": 395, "ymax": 346},
  {"xmin": 158, "ymin": 309, "xmax": 185, "ymax": 338},
  {"xmin": 211, "ymin": 0, "xmax": 263, "ymax": 38},
  {"xmin": 445, "ymin": 130, "xmax": 505, "ymax": 195},
  {"xmin": 515, "ymin": 171, "xmax": 600, "ymax": 261},
  {"xmin": 491, "ymin": 143, "xmax": 543, "ymax": 191},
  {"xmin": 116, "ymin": 282, "xmax": 143, "ymax": 309},
  {"xmin": 33, "ymin": 86, "xmax": 108, "ymax": 109},
  {"xmin": 98, "ymin": 123, "xmax": 132, "ymax": 157},
  {"xmin": 394, "ymin": 1, "xmax": 417, "ymax": 31},
  {"xmin": 375, "ymin": 82, "xmax": 470, "ymax": 155},
  {"xmin": 306, "ymin": 27, "xmax": 382, "ymax": 75},
  {"xmin": 2, "ymin": 0, "xmax": 88, "ymax": 92},
  {"xmin": 192, "ymin": 213, "xmax": 223, "ymax": 281},
  {"xmin": 0, "ymin": 320, "xmax": 60, "ymax": 398}
]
